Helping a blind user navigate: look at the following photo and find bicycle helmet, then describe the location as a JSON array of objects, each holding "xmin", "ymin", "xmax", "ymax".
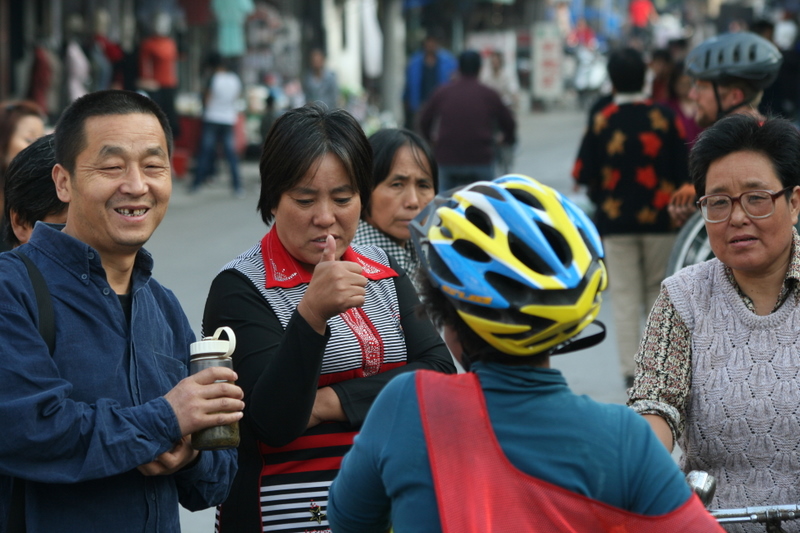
[
  {"xmin": 686, "ymin": 32, "xmax": 782, "ymax": 90},
  {"xmin": 410, "ymin": 174, "xmax": 608, "ymax": 357}
]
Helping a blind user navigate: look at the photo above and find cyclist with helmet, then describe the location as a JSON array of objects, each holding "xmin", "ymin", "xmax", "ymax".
[
  {"xmin": 669, "ymin": 31, "xmax": 783, "ymax": 226},
  {"xmin": 327, "ymin": 175, "xmax": 724, "ymax": 532}
]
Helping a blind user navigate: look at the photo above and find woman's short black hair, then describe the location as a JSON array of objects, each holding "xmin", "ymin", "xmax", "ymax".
[
  {"xmin": 258, "ymin": 103, "xmax": 373, "ymax": 225},
  {"xmin": 690, "ymin": 114, "xmax": 800, "ymax": 196},
  {"xmin": 365, "ymin": 128, "xmax": 437, "ymax": 216},
  {"xmin": 3, "ymin": 133, "xmax": 67, "ymax": 247}
]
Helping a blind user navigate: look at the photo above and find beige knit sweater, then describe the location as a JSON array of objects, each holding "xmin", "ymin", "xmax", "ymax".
[{"xmin": 666, "ymin": 258, "xmax": 800, "ymax": 533}]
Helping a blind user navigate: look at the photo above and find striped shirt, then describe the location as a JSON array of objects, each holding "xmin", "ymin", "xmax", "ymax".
[{"xmin": 210, "ymin": 226, "xmax": 455, "ymax": 532}]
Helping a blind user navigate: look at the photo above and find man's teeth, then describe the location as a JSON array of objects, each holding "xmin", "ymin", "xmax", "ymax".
[{"xmin": 116, "ymin": 208, "xmax": 147, "ymax": 216}]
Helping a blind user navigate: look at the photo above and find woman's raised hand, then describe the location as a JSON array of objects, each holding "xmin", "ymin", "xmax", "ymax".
[{"xmin": 298, "ymin": 235, "xmax": 367, "ymax": 334}]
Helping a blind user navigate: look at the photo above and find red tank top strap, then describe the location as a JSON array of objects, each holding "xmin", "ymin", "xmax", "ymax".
[{"xmin": 416, "ymin": 369, "xmax": 724, "ymax": 533}]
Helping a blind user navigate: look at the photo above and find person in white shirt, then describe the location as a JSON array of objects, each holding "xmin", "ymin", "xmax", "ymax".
[{"xmin": 190, "ymin": 52, "xmax": 244, "ymax": 197}]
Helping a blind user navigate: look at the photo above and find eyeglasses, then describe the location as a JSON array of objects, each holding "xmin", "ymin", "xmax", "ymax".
[{"xmin": 696, "ymin": 187, "xmax": 793, "ymax": 223}]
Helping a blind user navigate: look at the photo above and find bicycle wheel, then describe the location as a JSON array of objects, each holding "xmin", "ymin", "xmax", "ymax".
[{"xmin": 665, "ymin": 211, "xmax": 714, "ymax": 277}]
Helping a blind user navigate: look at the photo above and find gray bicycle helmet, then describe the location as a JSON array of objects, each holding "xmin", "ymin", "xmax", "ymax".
[{"xmin": 686, "ymin": 32, "xmax": 782, "ymax": 90}]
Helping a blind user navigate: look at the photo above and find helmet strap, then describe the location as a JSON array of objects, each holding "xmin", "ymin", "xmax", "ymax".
[
  {"xmin": 714, "ymin": 82, "xmax": 757, "ymax": 121},
  {"xmin": 552, "ymin": 320, "xmax": 607, "ymax": 355}
]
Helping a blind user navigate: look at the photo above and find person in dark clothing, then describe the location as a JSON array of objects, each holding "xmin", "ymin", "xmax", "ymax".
[
  {"xmin": 572, "ymin": 47, "xmax": 689, "ymax": 388},
  {"xmin": 419, "ymin": 50, "xmax": 516, "ymax": 191},
  {"xmin": 403, "ymin": 32, "xmax": 457, "ymax": 130},
  {"xmin": 0, "ymin": 89, "xmax": 243, "ymax": 533}
]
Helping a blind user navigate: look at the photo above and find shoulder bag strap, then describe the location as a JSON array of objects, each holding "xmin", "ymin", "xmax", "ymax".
[
  {"xmin": 12, "ymin": 249, "xmax": 55, "ymax": 355},
  {"xmin": 7, "ymin": 249, "xmax": 55, "ymax": 533}
]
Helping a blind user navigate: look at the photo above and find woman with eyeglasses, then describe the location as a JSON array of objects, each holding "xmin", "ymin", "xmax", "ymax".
[{"xmin": 628, "ymin": 114, "xmax": 800, "ymax": 527}]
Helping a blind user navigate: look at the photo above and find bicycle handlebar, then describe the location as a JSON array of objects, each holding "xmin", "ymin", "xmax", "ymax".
[{"xmin": 711, "ymin": 504, "xmax": 800, "ymax": 524}]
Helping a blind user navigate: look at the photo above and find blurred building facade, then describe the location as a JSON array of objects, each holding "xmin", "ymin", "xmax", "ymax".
[{"xmin": 0, "ymin": 1, "xmax": 550, "ymax": 119}]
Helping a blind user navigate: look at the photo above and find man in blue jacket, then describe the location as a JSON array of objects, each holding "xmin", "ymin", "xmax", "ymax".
[
  {"xmin": 0, "ymin": 90, "xmax": 244, "ymax": 532},
  {"xmin": 403, "ymin": 31, "xmax": 457, "ymax": 130}
]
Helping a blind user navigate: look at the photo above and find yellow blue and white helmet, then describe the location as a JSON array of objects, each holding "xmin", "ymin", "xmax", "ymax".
[{"xmin": 410, "ymin": 174, "xmax": 608, "ymax": 357}]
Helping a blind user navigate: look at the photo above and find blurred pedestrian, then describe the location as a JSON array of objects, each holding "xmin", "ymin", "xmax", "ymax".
[
  {"xmin": 666, "ymin": 60, "xmax": 702, "ymax": 147},
  {"xmin": 0, "ymin": 100, "xmax": 46, "ymax": 252},
  {"xmin": 752, "ymin": 19, "xmax": 800, "ymax": 122},
  {"xmin": 191, "ymin": 52, "xmax": 244, "ymax": 197},
  {"xmin": 138, "ymin": 10, "xmax": 180, "ymax": 138},
  {"xmin": 2, "ymin": 133, "xmax": 66, "ymax": 248},
  {"xmin": 0, "ymin": 89, "xmax": 242, "ymax": 532},
  {"xmin": 302, "ymin": 48, "xmax": 339, "ymax": 109},
  {"xmin": 567, "ymin": 17, "xmax": 599, "ymax": 49},
  {"xmin": 481, "ymin": 51, "xmax": 520, "ymax": 175},
  {"xmin": 419, "ymin": 50, "xmax": 516, "ymax": 191},
  {"xmin": 403, "ymin": 31, "xmax": 457, "ymax": 130},
  {"xmin": 572, "ymin": 47, "xmax": 689, "ymax": 388},
  {"xmin": 628, "ymin": 0, "xmax": 658, "ymax": 48},
  {"xmin": 648, "ymin": 48, "xmax": 673, "ymax": 103}
]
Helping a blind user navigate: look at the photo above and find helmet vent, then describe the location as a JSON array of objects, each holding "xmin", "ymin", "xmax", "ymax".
[
  {"xmin": 749, "ymin": 44, "xmax": 757, "ymax": 61},
  {"xmin": 485, "ymin": 272, "xmax": 536, "ymax": 308},
  {"xmin": 704, "ymin": 50, "xmax": 711, "ymax": 68},
  {"xmin": 428, "ymin": 245, "xmax": 462, "ymax": 285},
  {"xmin": 470, "ymin": 185, "xmax": 505, "ymax": 201},
  {"xmin": 495, "ymin": 309, "xmax": 557, "ymax": 340},
  {"xmin": 577, "ymin": 227, "xmax": 600, "ymax": 260},
  {"xmin": 536, "ymin": 222, "xmax": 572, "ymax": 266},
  {"xmin": 495, "ymin": 315, "xmax": 557, "ymax": 341},
  {"xmin": 508, "ymin": 231, "xmax": 553, "ymax": 275},
  {"xmin": 453, "ymin": 239, "xmax": 492, "ymax": 263},
  {"xmin": 732, "ymin": 45, "xmax": 741, "ymax": 63},
  {"xmin": 465, "ymin": 206, "xmax": 493, "ymax": 236},
  {"xmin": 508, "ymin": 188, "xmax": 545, "ymax": 211}
]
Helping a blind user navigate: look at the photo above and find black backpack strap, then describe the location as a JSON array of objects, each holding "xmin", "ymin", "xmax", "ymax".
[
  {"xmin": 7, "ymin": 250, "xmax": 55, "ymax": 533},
  {"xmin": 13, "ymin": 249, "xmax": 55, "ymax": 355}
]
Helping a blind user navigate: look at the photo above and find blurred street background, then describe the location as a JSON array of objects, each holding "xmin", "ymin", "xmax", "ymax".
[{"xmin": 4, "ymin": 0, "xmax": 799, "ymax": 530}]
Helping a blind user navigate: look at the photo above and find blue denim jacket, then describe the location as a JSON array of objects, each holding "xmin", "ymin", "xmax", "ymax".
[{"xmin": 0, "ymin": 223, "xmax": 237, "ymax": 532}]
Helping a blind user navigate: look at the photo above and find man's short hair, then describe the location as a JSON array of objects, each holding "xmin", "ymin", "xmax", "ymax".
[
  {"xmin": 3, "ymin": 133, "xmax": 67, "ymax": 247},
  {"xmin": 54, "ymin": 90, "xmax": 172, "ymax": 175},
  {"xmin": 607, "ymin": 47, "xmax": 646, "ymax": 93},
  {"xmin": 717, "ymin": 78, "xmax": 762, "ymax": 106},
  {"xmin": 458, "ymin": 50, "xmax": 482, "ymax": 77}
]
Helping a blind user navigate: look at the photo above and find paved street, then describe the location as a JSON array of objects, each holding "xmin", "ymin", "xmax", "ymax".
[{"xmin": 145, "ymin": 103, "xmax": 631, "ymax": 531}]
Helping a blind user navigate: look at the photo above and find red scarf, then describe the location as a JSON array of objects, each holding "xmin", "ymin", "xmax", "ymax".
[{"xmin": 261, "ymin": 225, "xmax": 397, "ymax": 289}]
